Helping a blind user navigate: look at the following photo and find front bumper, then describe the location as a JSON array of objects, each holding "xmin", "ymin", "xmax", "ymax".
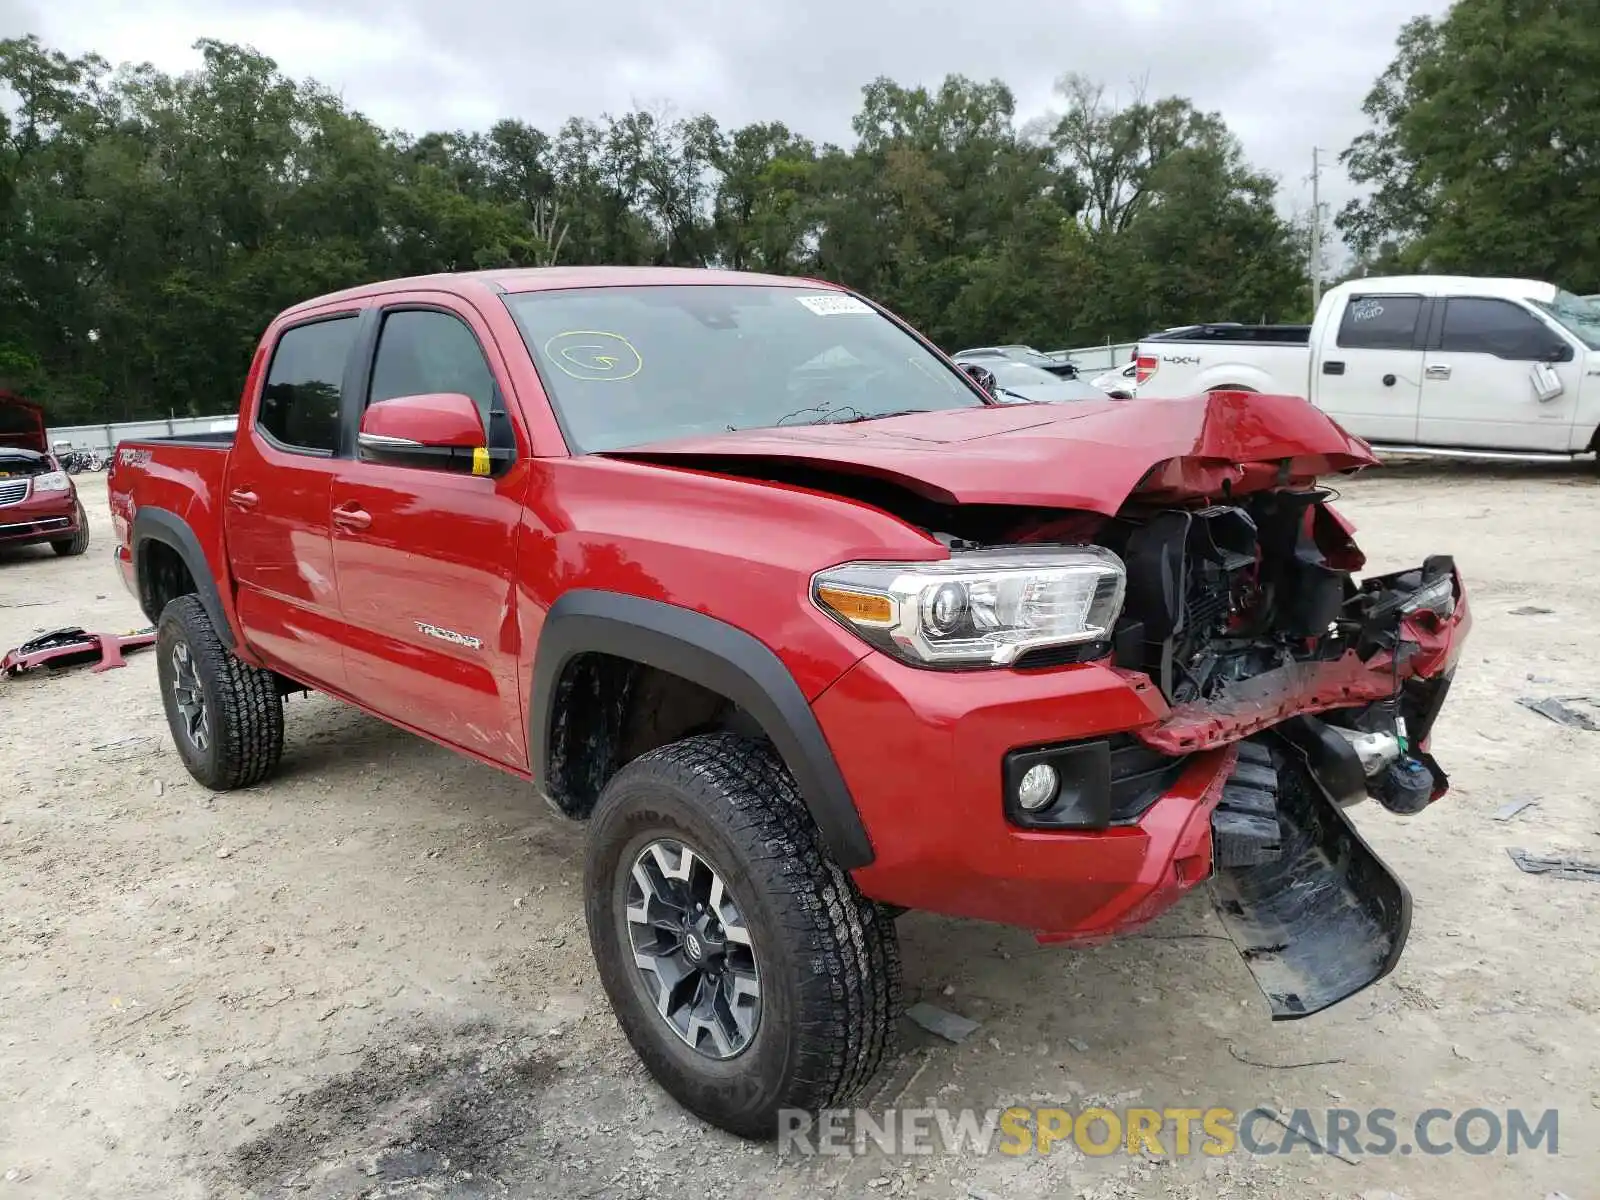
[
  {"xmin": 819, "ymin": 570, "xmax": 1469, "ymax": 942},
  {"xmin": 0, "ymin": 488, "xmax": 81, "ymax": 547}
]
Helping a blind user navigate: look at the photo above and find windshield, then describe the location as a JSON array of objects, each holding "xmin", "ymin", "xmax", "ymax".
[
  {"xmin": 1532, "ymin": 289, "xmax": 1600, "ymax": 350},
  {"xmin": 502, "ymin": 285, "xmax": 985, "ymax": 452}
]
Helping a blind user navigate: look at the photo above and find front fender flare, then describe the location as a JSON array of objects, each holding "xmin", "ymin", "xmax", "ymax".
[{"xmin": 529, "ymin": 590, "xmax": 874, "ymax": 869}]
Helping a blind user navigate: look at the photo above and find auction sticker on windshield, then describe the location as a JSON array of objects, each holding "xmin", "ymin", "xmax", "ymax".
[{"xmin": 797, "ymin": 294, "xmax": 873, "ymax": 316}]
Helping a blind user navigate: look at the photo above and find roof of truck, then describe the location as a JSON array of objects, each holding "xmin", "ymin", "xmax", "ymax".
[
  {"xmin": 281, "ymin": 267, "xmax": 837, "ymax": 317},
  {"xmin": 1329, "ymin": 275, "xmax": 1561, "ymax": 302}
]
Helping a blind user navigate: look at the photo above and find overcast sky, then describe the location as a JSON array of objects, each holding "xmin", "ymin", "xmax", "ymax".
[{"xmin": 6, "ymin": 0, "xmax": 1450, "ymax": 228}]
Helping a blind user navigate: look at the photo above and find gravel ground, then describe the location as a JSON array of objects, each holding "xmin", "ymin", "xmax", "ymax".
[{"xmin": 1, "ymin": 465, "xmax": 1596, "ymax": 1199}]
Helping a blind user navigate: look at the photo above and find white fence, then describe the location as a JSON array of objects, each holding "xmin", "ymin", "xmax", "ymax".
[
  {"xmin": 1051, "ymin": 341, "xmax": 1140, "ymax": 374},
  {"xmin": 46, "ymin": 414, "xmax": 238, "ymax": 455}
]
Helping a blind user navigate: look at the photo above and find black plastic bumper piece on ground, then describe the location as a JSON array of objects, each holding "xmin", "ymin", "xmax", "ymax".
[{"xmin": 1210, "ymin": 741, "xmax": 1412, "ymax": 1020}]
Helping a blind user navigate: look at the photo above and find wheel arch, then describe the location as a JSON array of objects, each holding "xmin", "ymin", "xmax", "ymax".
[
  {"xmin": 1193, "ymin": 362, "xmax": 1272, "ymax": 394},
  {"xmin": 131, "ymin": 507, "xmax": 236, "ymax": 650},
  {"xmin": 529, "ymin": 590, "xmax": 874, "ymax": 869}
]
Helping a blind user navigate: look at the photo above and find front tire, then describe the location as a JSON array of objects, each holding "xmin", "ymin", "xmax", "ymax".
[
  {"xmin": 585, "ymin": 733, "xmax": 901, "ymax": 1139},
  {"xmin": 50, "ymin": 503, "xmax": 89, "ymax": 556},
  {"xmin": 156, "ymin": 595, "xmax": 285, "ymax": 790}
]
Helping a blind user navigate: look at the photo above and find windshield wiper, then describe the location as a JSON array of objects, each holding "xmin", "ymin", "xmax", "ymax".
[
  {"xmin": 995, "ymin": 388, "xmax": 1036, "ymax": 403},
  {"xmin": 772, "ymin": 405, "xmax": 935, "ymax": 427},
  {"xmin": 823, "ymin": 408, "xmax": 934, "ymax": 424},
  {"xmin": 775, "ymin": 403, "xmax": 865, "ymax": 426}
]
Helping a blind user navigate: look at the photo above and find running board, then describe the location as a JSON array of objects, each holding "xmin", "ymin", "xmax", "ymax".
[
  {"xmin": 1366, "ymin": 443, "xmax": 1590, "ymax": 464},
  {"xmin": 1210, "ymin": 741, "xmax": 1411, "ymax": 1020}
]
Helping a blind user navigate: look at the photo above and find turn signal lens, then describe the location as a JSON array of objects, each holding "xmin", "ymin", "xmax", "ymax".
[{"xmin": 816, "ymin": 585, "xmax": 895, "ymax": 626}]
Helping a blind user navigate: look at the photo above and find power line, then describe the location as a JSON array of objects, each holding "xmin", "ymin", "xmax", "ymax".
[{"xmin": 1310, "ymin": 146, "xmax": 1323, "ymax": 309}]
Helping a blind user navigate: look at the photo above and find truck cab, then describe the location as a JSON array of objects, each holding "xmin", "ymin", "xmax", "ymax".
[{"xmin": 1310, "ymin": 276, "xmax": 1599, "ymax": 455}]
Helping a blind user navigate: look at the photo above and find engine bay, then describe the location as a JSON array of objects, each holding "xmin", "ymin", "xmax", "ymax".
[
  {"xmin": 1090, "ymin": 489, "xmax": 1457, "ymax": 709},
  {"xmin": 1098, "ymin": 490, "xmax": 1352, "ymax": 704}
]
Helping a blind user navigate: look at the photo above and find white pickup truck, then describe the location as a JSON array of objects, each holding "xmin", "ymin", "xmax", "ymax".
[{"xmin": 1132, "ymin": 275, "xmax": 1600, "ymax": 463}]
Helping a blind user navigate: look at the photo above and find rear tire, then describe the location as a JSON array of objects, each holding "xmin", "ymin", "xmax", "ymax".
[
  {"xmin": 584, "ymin": 732, "xmax": 901, "ymax": 1139},
  {"xmin": 156, "ymin": 595, "xmax": 285, "ymax": 790},
  {"xmin": 50, "ymin": 503, "xmax": 89, "ymax": 556}
]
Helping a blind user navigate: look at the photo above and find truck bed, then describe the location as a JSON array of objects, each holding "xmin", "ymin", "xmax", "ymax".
[
  {"xmin": 1135, "ymin": 334, "xmax": 1311, "ymax": 400},
  {"xmin": 121, "ymin": 430, "xmax": 235, "ymax": 450},
  {"xmin": 108, "ymin": 436, "xmax": 235, "ymax": 627}
]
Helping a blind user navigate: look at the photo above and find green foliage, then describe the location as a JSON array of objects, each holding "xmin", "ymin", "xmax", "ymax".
[
  {"xmin": 0, "ymin": 35, "xmax": 1309, "ymax": 422},
  {"xmin": 1339, "ymin": 0, "xmax": 1600, "ymax": 290}
]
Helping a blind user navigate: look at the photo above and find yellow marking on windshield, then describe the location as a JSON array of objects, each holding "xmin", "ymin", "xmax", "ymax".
[{"xmin": 544, "ymin": 330, "xmax": 643, "ymax": 382}]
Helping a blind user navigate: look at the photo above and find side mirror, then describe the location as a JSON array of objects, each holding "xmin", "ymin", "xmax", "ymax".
[
  {"xmin": 358, "ymin": 392, "xmax": 499, "ymax": 475},
  {"xmin": 1530, "ymin": 362, "xmax": 1565, "ymax": 403},
  {"xmin": 959, "ymin": 363, "xmax": 997, "ymax": 394}
]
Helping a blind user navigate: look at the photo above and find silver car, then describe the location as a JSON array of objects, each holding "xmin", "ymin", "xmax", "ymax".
[{"xmin": 961, "ymin": 359, "xmax": 1113, "ymax": 404}]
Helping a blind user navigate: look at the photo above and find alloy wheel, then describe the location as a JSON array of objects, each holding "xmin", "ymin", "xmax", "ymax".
[
  {"xmin": 624, "ymin": 838, "xmax": 761, "ymax": 1059},
  {"xmin": 169, "ymin": 641, "xmax": 210, "ymax": 752}
]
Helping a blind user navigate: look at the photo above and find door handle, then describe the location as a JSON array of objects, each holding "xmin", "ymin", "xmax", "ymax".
[
  {"xmin": 332, "ymin": 504, "xmax": 372, "ymax": 531},
  {"xmin": 1321, "ymin": 360, "xmax": 1346, "ymax": 376},
  {"xmin": 1425, "ymin": 363, "xmax": 1452, "ymax": 380},
  {"xmin": 228, "ymin": 489, "xmax": 259, "ymax": 510}
]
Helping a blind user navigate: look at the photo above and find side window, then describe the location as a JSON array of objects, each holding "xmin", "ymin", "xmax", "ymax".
[
  {"xmin": 1440, "ymin": 298, "xmax": 1557, "ymax": 359},
  {"xmin": 368, "ymin": 310, "xmax": 497, "ymax": 428},
  {"xmin": 1336, "ymin": 294, "xmax": 1424, "ymax": 350},
  {"xmin": 258, "ymin": 317, "xmax": 358, "ymax": 454}
]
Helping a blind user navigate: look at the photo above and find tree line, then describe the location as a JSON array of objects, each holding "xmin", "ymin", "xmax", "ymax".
[{"xmin": 2, "ymin": 0, "xmax": 1593, "ymax": 423}]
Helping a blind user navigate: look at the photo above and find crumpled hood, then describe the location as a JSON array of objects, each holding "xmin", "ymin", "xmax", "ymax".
[{"xmin": 604, "ymin": 391, "xmax": 1377, "ymax": 515}]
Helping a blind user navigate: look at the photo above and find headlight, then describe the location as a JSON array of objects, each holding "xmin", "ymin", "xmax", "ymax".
[
  {"xmin": 32, "ymin": 471, "xmax": 70, "ymax": 493},
  {"xmin": 812, "ymin": 545, "xmax": 1126, "ymax": 668}
]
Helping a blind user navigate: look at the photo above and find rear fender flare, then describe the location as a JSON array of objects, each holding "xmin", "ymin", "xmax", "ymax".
[
  {"xmin": 131, "ymin": 507, "xmax": 235, "ymax": 650},
  {"xmin": 528, "ymin": 589, "xmax": 874, "ymax": 869}
]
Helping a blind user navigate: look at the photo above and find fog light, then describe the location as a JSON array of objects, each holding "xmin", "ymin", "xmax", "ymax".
[{"xmin": 1017, "ymin": 763, "xmax": 1060, "ymax": 811}]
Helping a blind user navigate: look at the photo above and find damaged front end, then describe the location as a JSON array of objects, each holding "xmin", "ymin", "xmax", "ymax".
[
  {"xmin": 617, "ymin": 392, "xmax": 1468, "ymax": 1017},
  {"xmin": 1089, "ymin": 490, "xmax": 1469, "ymax": 1017}
]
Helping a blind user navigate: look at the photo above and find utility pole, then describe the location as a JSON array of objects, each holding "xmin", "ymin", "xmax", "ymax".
[{"xmin": 1310, "ymin": 146, "xmax": 1323, "ymax": 310}]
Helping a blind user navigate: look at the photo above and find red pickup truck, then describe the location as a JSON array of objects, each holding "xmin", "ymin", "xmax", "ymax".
[{"xmin": 108, "ymin": 267, "xmax": 1469, "ymax": 1137}]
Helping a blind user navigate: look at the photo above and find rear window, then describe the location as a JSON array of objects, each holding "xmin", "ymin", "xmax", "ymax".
[
  {"xmin": 258, "ymin": 317, "xmax": 358, "ymax": 454},
  {"xmin": 502, "ymin": 285, "xmax": 982, "ymax": 453},
  {"xmin": 1336, "ymin": 295, "xmax": 1424, "ymax": 351}
]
